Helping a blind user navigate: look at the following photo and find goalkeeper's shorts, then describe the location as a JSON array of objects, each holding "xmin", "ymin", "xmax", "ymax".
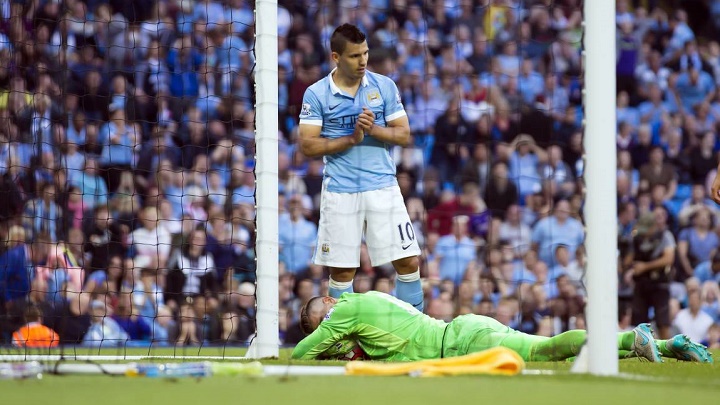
[{"xmin": 442, "ymin": 314, "xmax": 544, "ymax": 360}]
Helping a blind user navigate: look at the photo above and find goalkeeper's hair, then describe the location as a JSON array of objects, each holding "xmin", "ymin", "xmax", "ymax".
[
  {"xmin": 299, "ymin": 296, "xmax": 325, "ymax": 335},
  {"xmin": 330, "ymin": 23, "xmax": 366, "ymax": 55}
]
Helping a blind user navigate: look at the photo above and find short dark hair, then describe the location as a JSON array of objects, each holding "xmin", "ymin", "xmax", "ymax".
[
  {"xmin": 24, "ymin": 304, "xmax": 42, "ymax": 323},
  {"xmin": 299, "ymin": 296, "xmax": 324, "ymax": 335},
  {"xmin": 330, "ymin": 24, "xmax": 366, "ymax": 55}
]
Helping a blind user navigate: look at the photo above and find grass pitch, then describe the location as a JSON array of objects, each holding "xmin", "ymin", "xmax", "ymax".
[{"xmin": 1, "ymin": 347, "xmax": 718, "ymax": 405}]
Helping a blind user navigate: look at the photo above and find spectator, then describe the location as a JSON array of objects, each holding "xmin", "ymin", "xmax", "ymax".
[
  {"xmin": 279, "ymin": 193, "xmax": 318, "ymax": 275},
  {"xmin": 531, "ymin": 198, "xmax": 585, "ymax": 267},
  {"xmin": 508, "ymin": 134, "xmax": 547, "ymax": 199},
  {"xmin": 83, "ymin": 205, "xmax": 126, "ymax": 274},
  {"xmin": 70, "ymin": 158, "xmax": 108, "ymax": 210},
  {"xmin": 82, "ymin": 299, "xmax": 129, "ymax": 347},
  {"xmin": 673, "ymin": 290, "xmax": 715, "ymax": 343},
  {"xmin": 623, "ymin": 213, "xmax": 675, "ymax": 339},
  {"xmin": 22, "ymin": 181, "xmax": 63, "ymax": 242},
  {"xmin": 132, "ymin": 263, "xmax": 165, "ymax": 322},
  {"xmin": 433, "ymin": 215, "xmax": 477, "ymax": 286},
  {"xmin": 687, "ymin": 131, "xmax": 719, "ymax": 185},
  {"xmin": 510, "ymin": 250, "xmax": 539, "ymax": 296},
  {"xmin": 702, "ymin": 323, "xmax": 720, "ymax": 350},
  {"xmin": 540, "ymin": 145, "xmax": 575, "ymax": 199},
  {"xmin": 700, "ymin": 281, "xmax": 720, "ymax": 323},
  {"xmin": 498, "ymin": 204, "xmax": 532, "ymax": 258},
  {"xmin": 430, "ymin": 97, "xmax": 476, "ymax": 185},
  {"xmin": 677, "ymin": 207, "xmax": 719, "ymax": 281},
  {"xmin": 484, "ymin": 161, "xmax": 518, "ymax": 219},
  {"xmin": 427, "ymin": 182, "xmax": 485, "ymax": 236},
  {"xmin": 11, "ymin": 304, "xmax": 59, "ymax": 348},
  {"xmin": 129, "ymin": 206, "xmax": 171, "ymax": 270},
  {"xmin": 639, "ymin": 145, "xmax": 677, "ymax": 201},
  {"xmin": 694, "ymin": 249, "xmax": 720, "ymax": 285},
  {"xmin": 460, "ymin": 143, "xmax": 492, "ymax": 194},
  {"xmin": 98, "ymin": 107, "xmax": 136, "ymax": 193},
  {"xmin": 112, "ymin": 291, "xmax": 152, "ymax": 341},
  {"xmin": 165, "ymin": 228, "xmax": 218, "ymax": 324}
]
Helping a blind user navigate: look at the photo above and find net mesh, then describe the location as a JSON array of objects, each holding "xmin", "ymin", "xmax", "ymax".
[{"xmin": 0, "ymin": 0, "xmax": 717, "ymax": 360}]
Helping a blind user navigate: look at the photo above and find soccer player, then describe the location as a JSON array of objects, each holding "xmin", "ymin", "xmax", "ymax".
[
  {"xmin": 291, "ymin": 291, "xmax": 713, "ymax": 363},
  {"xmin": 297, "ymin": 24, "xmax": 423, "ymax": 310}
]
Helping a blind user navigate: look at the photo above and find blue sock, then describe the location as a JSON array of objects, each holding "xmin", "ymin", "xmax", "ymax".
[
  {"xmin": 396, "ymin": 270, "xmax": 424, "ymax": 312},
  {"xmin": 328, "ymin": 278, "xmax": 353, "ymax": 298}
]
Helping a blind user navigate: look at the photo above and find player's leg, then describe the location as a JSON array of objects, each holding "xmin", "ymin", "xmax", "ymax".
[
  {"xmin": 504, "ymin": 325, "xmax": 661, "ymax": 362},
  {"xmin": 313, "ymin": 189, "xmax": 363, "ymax": 298},
  {"xmin": 364, "ymin": 186, "xmax": 424, "ymax": 311},
  {"xmin": 392, "ymin": 256, "xmax": 423, "ymax": 311},
  {"xmin": 455, "ymin": 315, "xmax": 661, "ymax": 362},
  {"xmin": 658, "ymin": 335, "xmax": 713, "ymax": 362}
]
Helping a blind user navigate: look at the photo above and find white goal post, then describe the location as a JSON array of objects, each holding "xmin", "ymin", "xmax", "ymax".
[
  {"xmin": 582, "ymin": 0, "xmax": 619, "ymax": 375},
  {"xmin": 247, "ymin": 0, "xmax": 279, "ymax": 359}
]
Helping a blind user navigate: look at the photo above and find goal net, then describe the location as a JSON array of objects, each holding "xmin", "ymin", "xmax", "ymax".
[{"xmin": 4, "ymin": 0, "xmax": 707, "ymax": 372}]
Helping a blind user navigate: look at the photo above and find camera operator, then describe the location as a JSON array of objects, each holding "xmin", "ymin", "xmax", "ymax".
[{"xmin": 622, "ymin": 212, "xmax": 675, "ymax": 339}]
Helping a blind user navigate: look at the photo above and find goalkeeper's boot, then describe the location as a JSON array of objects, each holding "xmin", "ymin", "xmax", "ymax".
[
  {"xmin": 667, "ymin": 334, "xmax": 713, "ymax": 363},
  {"xmin": 632, "ymin": 323, "xmax": 663, "ymax": 363}
]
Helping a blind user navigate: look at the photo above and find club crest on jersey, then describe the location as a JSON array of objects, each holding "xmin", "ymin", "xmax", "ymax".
[
  {"xmin": 366, "ymin": 90, "xmax": 382, "ymax": 107},
  {"xmin": 300, "ymin": 103, "xmax": 312, "ymax": 118},
  {"xmin": 321, "ymin": 243, "xmax": 330, "ymax": 254}
]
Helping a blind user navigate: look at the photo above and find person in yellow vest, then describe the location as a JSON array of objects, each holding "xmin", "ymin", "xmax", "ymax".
[{"xmin": 12, "ymin": 305, "xmax": 60, "ymax": 348}]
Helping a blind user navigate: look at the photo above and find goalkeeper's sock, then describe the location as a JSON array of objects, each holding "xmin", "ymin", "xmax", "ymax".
[
  {"xmin": 396, "ymin": 270, "xmax": 424, "ymax": 312},
  {"xmin": 656, "ymin": 340, "xmax": 673, "ymax": 358},
  {"xmin": 329, "ymin": 278, "xmax": 353, "ymax": 298},
  {"xmin": 619, "ymin": 331, "xmax": 635, "ymax": 351}
]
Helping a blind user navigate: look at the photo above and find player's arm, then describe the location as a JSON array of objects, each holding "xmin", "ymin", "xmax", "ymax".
[
  {"xmin": 298, "ymin": 123, "xmax": 363, "ymax": 158},
  {"xmin": 297, "ymin": 89, "xmax": 368, "ymax": 158},
  {"xmin": 366, "ymin": 79, "xmax": 412, "ymax": 147},
  {"xmin": 367, "ymin": 114, "xmax": 412, "ymax": 147},
  {"xmin": 290, "ymin": 323, "xmax": 343, "ymax": 360}
]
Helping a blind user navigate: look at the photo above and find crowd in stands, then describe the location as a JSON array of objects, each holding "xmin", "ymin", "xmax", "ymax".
[{"xmin": 0, "ymin": 0, "xmax": 720, "ymax": 350}]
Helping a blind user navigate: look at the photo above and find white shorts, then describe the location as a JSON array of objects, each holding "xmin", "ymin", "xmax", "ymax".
[{"xmin": 313, "ymin": 185, "xmax": 421, "ymax": 268}]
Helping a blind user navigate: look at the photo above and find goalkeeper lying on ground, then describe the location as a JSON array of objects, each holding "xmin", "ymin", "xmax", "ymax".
[{"xmin": 291, "ymin": 291, "xmax": 712, "ymax": 363}]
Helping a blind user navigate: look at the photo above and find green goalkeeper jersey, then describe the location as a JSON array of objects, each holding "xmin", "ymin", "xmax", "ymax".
[{"xmin": 291, "ymin": 291, "xmax": 447, "ymax": 361}]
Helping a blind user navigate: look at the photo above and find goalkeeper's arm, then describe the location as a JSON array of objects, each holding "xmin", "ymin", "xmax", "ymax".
[{"xmin": 291, "ymin": 324, "xmax": 345, "ymax": 360}]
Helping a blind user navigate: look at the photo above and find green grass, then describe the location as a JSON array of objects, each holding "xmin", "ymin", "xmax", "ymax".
[{"xmin": 1, "ymin": 348, "xmax": 719, "ymax": 405}]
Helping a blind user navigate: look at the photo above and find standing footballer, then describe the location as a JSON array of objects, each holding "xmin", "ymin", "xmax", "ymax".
[{"xmin": 298, "ymin": 24, "xmax": 424, "ymax": 311}]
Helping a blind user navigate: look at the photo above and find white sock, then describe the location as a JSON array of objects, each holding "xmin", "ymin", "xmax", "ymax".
[
  {"xmin": 396, "ymin": 270, "xmax": 420, "ymax": 283},
  {"xmin": 328, "ymin": 277, "xmax": 353, "ymax": 290}
]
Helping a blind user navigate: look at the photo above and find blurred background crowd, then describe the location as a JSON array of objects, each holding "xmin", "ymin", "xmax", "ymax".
[{"xmin": 0, "ymin": 0, "xmax": 719, "ymax": 350}]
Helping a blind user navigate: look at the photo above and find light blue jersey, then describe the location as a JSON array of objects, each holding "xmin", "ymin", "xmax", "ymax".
[{"xmin": 299, "ymin": 69, "xmax": 406, "ymax": 193}]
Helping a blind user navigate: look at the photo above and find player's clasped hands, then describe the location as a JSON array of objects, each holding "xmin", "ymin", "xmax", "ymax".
[{"xmin": 351, "ymin": 107, "xmax": 375, "ymax": 144}]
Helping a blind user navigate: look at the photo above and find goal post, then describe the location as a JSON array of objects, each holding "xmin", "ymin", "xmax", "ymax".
[
  {"xmin": 247, "ymin": 0, "xmax": 280, "ymax": 359},
  {"xmin": 582, "ymin": 0, "xmax": 619, "ymax": 376}
]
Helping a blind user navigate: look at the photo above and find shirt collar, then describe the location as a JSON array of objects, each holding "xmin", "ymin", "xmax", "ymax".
[{"xmin": 328, "ymin": 67, "xmax": 368, "ymax": 95}]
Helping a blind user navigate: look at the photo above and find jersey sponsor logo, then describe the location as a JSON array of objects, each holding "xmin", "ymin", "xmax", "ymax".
[
  {"xmin": 366, "ymin": 90, "xmax": 382, "ymax": 107},
  {"xmin": 401, "ymin": 243, "xmax": 413, "ymax": 250},
  {"xmin": 300, "ymin": 103, "xmax": 312, "ymax": 118},
  {"xmin": 329, "ymin": 103, "xmax": 341, "ymax": 111},
  {"xmin": 327, "ymin": 112, "xmax": 384, "ymax": 130}
]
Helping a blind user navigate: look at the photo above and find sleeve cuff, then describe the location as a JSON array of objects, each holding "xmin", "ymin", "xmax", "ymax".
[
  {"xmin": 386, "ymin": 110, "xmax": 407, "ymax": 122},
  {"xmin": 299, "ymin": 119, "xmax": 323, "ymax": 126}
]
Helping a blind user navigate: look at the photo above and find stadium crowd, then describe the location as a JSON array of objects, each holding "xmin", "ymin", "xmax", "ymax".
[{"xmin": 0, "ymin": 0, "xmax": 719, "ymax": 350}]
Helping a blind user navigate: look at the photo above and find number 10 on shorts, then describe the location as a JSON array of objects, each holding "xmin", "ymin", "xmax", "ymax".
[{"xmin": 398, "ymin": 222, "xmax": 415, "ymax": 250}]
